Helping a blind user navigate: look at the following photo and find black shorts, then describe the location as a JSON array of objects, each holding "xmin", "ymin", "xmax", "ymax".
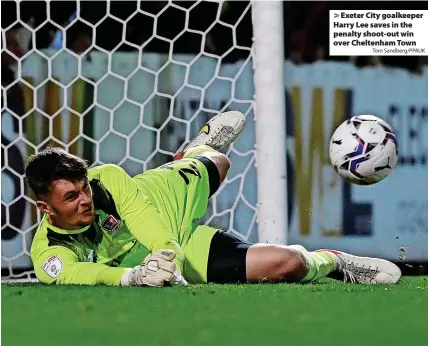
[{"xmin": 206, "ymin": 230, "xmax": 252, "ymax": 284}]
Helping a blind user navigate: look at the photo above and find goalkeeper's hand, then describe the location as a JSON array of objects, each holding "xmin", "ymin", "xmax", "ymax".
[{"xmin": 120, "ymin": 249, "xmax": 188, "ymax": 287}]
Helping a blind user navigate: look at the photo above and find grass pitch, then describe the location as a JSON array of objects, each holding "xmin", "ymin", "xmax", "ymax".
[{"xmin": 2, "ymin": 277, "xmax": 427, "ymax": 346}]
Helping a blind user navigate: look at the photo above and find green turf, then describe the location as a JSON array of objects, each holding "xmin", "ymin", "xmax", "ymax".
[{"xmin": 2, "ymin": 277, "xmax": 427, "ymax": 346}]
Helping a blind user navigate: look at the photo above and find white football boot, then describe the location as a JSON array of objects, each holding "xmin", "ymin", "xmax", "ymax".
[
  {"xmin": 174, "ymin": 111, "xmax": 246, "ymax": 160},
  {"xmin": 320, "ymin": 249, "xmax": 402, "ymax": 284}
]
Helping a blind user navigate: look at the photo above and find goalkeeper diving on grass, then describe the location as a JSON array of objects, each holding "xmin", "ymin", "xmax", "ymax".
[{"xmin": 27, "ymin": 111, "xmax": 401, "ymax": 287}]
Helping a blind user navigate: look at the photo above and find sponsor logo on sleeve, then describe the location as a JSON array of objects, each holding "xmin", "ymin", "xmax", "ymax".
[{"xmin": 42, "ymin": 255, "xmax": 63, "ymax": 279}]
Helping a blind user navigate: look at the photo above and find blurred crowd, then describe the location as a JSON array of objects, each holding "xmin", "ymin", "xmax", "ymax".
[{"xmin": 2, "ymin": 0, "xmax": 427, "ymax": 77}]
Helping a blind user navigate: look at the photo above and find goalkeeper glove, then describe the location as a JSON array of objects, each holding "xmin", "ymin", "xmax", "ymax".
[{"xmin": 120, "ymin": 249, "xmax": 188, "ymax": 287}]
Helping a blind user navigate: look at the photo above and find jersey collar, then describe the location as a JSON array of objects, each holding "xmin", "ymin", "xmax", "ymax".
[{"xmin": 43, "ymin": 215, "xmax": 91, "ymax": 235}]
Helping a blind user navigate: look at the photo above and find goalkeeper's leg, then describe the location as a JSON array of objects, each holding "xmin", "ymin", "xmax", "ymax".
[
  {"xmin": 244, "ymin": 244, "xmax": 400, "ymax": 284},
  {"xmin": 191, "ymin": 232, "xmax": 334, "ymax": 284},
  {"xmin": 186, "ymin": 231, "xmax": 401, "ymax": 285}
]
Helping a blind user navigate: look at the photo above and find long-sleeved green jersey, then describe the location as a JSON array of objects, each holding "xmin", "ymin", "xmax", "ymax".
[{"xmin": 30, "ymin": 164, "xmax": 184, "ymax": 286}]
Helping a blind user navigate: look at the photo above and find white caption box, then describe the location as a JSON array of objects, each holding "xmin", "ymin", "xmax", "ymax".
[{"xmin": 329, "ymin": 10, "xmax": 428, "ymax": 56}]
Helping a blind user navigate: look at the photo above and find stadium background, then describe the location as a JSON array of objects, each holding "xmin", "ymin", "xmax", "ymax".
[{"xmin": 2, "ymin": 0, "xmax": 428, "ymax": 281}]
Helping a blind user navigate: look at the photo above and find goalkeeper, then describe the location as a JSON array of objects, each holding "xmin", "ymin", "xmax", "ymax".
[{"xmin": 27, "ymin": 111, "xmax": 401, "ymax": 287}]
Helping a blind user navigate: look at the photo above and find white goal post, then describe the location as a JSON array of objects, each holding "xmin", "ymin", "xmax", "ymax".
[
  {"xmin": 1, "ymin": 0, "xmax": 288, "ymax": 280},
  {"xmin": 251, "ymin": 1, "xmax": 287, "ymax": 245}
]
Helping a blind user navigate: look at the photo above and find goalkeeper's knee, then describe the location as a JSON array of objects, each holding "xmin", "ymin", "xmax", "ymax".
[{"xmin": 184, "ymin": 145, "xmax": 231, "ymax": 183}]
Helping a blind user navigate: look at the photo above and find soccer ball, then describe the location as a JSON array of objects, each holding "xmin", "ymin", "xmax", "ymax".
[{"xmin": 329, "ymin": 115, "xmax": 398, "ymax": 185}]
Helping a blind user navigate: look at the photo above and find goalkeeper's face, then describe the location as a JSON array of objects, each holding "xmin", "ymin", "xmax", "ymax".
[{"xmin": 44, "ymin": 177, "xmax": 95, "ymax": 230}]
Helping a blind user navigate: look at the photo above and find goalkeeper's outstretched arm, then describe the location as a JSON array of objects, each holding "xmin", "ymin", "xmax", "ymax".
[
  {"xmin": 33, "ymin": 245, "xmax": 186, "ymax": 287},
  {"xmin": 33, "ymin": 245, "xmax": 127, "ymax": 285}
]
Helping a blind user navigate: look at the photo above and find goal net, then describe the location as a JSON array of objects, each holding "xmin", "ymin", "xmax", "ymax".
[{"xmin": 2, "ymin": 1, "xmax": 285, "ymax": 280}]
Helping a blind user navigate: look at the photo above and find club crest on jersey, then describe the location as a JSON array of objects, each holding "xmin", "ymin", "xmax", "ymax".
[{"xmin": 101, "ymin": 214, "xmax": 120, "ymax": 233}]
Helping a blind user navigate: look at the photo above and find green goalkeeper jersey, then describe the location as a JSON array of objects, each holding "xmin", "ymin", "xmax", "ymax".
[{"xmin": 30, "ymin": 164, "xmax": 184, "ymax": 286}]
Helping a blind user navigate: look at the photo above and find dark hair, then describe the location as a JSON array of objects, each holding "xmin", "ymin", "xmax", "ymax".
[{"xmin": 25, "ymin": 147, "xmax": 88, "ymax": 198}]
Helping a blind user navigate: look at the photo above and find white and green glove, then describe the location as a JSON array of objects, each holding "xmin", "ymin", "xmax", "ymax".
[{"xmin": 120, "ymin": 249, "xmax": 188, "ymax": 287}]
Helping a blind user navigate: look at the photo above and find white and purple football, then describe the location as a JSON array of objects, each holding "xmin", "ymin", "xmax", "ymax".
[{"xmin": 329, "ymin": 115, "xmax": 398, "ymax": 185}]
